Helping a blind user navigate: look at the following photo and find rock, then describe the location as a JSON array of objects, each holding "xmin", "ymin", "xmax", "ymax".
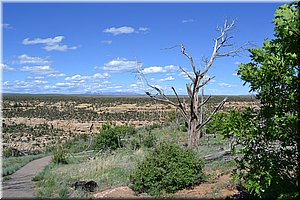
[
  {"xmin": 71, "ymin": 180, "xmax": 98, "ymax": 192},
  {"xmin": 93, "ymin": 186, "xmax": 136, "ymax": 198}
]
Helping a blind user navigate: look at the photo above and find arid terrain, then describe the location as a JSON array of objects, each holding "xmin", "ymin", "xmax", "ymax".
[{"xmin": 2, "ymin": 94, "xmax": 259, "ymax": 154}]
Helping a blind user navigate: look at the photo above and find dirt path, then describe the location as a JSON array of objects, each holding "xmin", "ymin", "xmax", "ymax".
[{"xmin": 2, "ymin": 156, "xmax": 52, "ymax": 198}]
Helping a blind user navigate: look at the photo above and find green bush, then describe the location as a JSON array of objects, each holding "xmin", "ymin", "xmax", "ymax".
[
  {"xmin": 142, "ymin": 134, "xmax": 156, "ymax": 148},
  {"xmin": 96, "ymin": 123, "xmax": 136, "ymax": 151},
  {"xmin": 130, "ymin": 143, "xmax": 205, "ymax": 196},
  {"xmin": 52, "ymin": 144, "xmax": 68, "ymax": 164}
]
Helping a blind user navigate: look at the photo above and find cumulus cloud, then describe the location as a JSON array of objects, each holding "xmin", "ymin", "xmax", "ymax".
[
  {"xmin": 20, "ymin": 65, "xmax": 57, "ymax": 74},
  {"xmin": 65, "ymin": 73, "xmax": 111, "ymax": 83},
  {"xmin": 158, "ymin": 76, "xmax": 175, "ymax": 82},
  {"xmin": 142, "ymin": 66, "xmax": 164, "ymax": 74},
  {"xmin": 142, "ymin": 65, "xmax": 179, "ymax": 74},
  {"xmin": 56, "ymin": 82, "xmax": 76, "ymax": 87},
  {"xmin": 26, "ymin": 76, "xmax": 45, "ymax": 80},
  {"xmin": 18, "ymin": 54, "xmax": 50, "ymax": 65},
  {"xmin": 103, "ymin": 26, "xmax": 135, "ymax": 36},
  {"xmin": 179, "ymin": 71, "xmax": 194, "ymax": 80},
  {"xmin": 23, "ymin": 36, "xmax": 64, "ymax": 45},
  {"xmin": 1, "ymin": 64, "xmax": 15, "ymax": 72},
  {"xmin": 22, "ymin": 36, "xmax": 77, "ymax": 52},
  {"xmin": 102, "ymin": 58, "xmax": 137, "ymax": 72},
  {"xmin": 138, "ymin": 27, "xmax": 149, "ymax": 31},
  {"xmin": 48, "ymin": 73, "xmax": 66, "ymax": 77},
  {"xmin": 43, "ymin": 44, "xmax": 77, "ymax": 52},
  {"xmin": 103, "ymin": 26, "xmax": 149, "ymax": 36}
]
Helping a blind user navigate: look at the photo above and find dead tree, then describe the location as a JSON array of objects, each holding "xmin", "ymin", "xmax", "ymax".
[{"xmin": 138, "ymin": 19, "xmax": 244, "ymax": 149}]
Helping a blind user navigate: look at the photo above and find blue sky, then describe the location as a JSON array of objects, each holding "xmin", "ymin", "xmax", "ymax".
[{"xmin": 2, "ymin": 2, "xmax": 284, "ymax": 95}]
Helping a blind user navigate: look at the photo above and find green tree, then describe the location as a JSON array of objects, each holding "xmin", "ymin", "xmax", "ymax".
[{"xmin": 227, "ymin": 3, "xmax": 299, "ymax": 199}]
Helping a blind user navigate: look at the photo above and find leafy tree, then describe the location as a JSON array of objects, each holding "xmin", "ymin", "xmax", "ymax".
[{"xmin": 217, "ymin": 3, "xmax": 299, "ymax": 199}]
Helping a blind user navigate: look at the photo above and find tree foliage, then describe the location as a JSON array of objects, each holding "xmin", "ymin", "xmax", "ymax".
[{"xmin": 217, "ymin": 3, "xmax": 299, "ymax": 199}]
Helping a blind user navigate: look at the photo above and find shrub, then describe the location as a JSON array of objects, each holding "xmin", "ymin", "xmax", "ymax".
[
  {"xmin": 142, "ymin": 133, "xmax": 156, "ymax": 148},
  {"xmin": 52, "ymin": 144, "xmax": 68, "ymax": 164},
  {"xmin": 130, "ymin": 142, "xmax": 205, "ymax": 196},
  {"xmin": 96, "ymin": 123, "xmax": 136, "ymax": 151}
]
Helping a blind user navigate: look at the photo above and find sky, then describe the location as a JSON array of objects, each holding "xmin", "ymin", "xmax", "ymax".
[{"xmin": 1, "ymin": 2, "xmax": 285, "ymax": 95}]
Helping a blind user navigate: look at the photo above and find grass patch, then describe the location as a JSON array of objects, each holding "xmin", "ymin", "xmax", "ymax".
[
  {"xmin": 34, "ymin": 148, "xmax": 145, "ymax": 198},
  {"xmin": 2, "ymin": 154, "xmax": 46, "ymax": 177}
]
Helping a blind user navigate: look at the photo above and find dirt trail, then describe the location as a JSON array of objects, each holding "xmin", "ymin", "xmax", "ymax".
[{"xmin": 2, "ymin": 156, "xmax": 52, "ymax": 198}]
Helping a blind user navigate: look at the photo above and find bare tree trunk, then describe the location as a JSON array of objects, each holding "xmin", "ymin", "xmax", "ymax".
[{"xmin": 138, "ymin": 19, "xmax": 245, "ymax": 149}]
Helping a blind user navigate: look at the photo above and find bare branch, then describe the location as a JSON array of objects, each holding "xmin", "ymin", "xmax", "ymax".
[
  {"xmin": 172, "ymin": 87, "xmax": 189, "ymax": 122},
  {"xmin": 181, "ymin": 44, "xmax": 198, "ymax": 75},
  {"xmin": 197, "ymin": 76, "xmax": 215, "ymax": 89},
  {"xmin": 196, "ymin": 97, "xmax": 227, "ymax": 131},
  {"xmin": 200, "ymin": 19, "xmax": 240, "ymax": 78},
  {"xmin": 199, "ymin": 95, "xmax": 211, "ymax": 107},
  {"xmin": 180, "ymin": 66, "xmax": 194, "ymax": 82}
]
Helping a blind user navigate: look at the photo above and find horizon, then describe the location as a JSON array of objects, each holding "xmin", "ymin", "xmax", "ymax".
[{"xmin": 2, "ymin": 2, "xmax": 283, "ymax": 95}]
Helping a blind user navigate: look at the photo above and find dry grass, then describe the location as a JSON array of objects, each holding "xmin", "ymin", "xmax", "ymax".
[{"xmin": 35, "ymin": 149, "xmax": 145, "ymax": 198}]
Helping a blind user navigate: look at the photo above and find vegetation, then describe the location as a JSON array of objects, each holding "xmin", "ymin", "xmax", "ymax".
[
  {"xmin": 4, "ymin": 4, "xmax": 297, "ymax": 200},
  {"xmin": 130, "ymin": 142, "xmax": 205, "ymax": 196},
  {"xmin": 209, "ymin": 3, "xmax": 299, "ymax": 199},
  {"xmin": 52, "ymin": 144, "xmax": 69, "ymax": 164},
  {"xmin": 95, "ymin": 123, "xmax": 136, "ymax": 151},
  {"xmin": 33, "ymin": 149, "xmax": 143, "ymax": 198},
  {"xmin": 2, "ymin": 154, "xmax": 46, "ymax": 176}
]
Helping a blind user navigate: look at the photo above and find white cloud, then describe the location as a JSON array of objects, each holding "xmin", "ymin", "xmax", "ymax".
[
  {"xmin": 232, "ymin": 72, "xmax": 238, "ymax": 76},
  {"xmin": 234, "ymin": 61, "xmax": 241, "ymax": 65},
  {"xmin": 20, "ymin": 65, "xmax": 57, "ymax": 74},
  {"xmin": 3, "ymin": 23, "xmax": 13, "ymax": 29},
  {"xmin": 164, "ymin": 65, "xmax": 179, "ymax": 72},
  {"xmin": 65, "ymin": 73, "xmax": 111, "ymax": 83},
  {"xmin": 103, "ymin": 26, "xmax": 149, "ymax": 36},
  {"xmin": 218, "ymin": 82, "xmax": 233, "ymax": 88},
  {"xmin": 33, "ymin": 80, "xmax": 48, "ymax": 84},
  {"xmin": 23, "ymin": 36, "xmax": 64, "ymax": 45},
  {"xmin": 181, "ymin": 19, "xmax": 196, "ymax": 23},
  {"xmin": 138, "ymin": 27, "xmax": 149, "ymax": 32},
  {"xmin": 43, "ymin": 44, "xmax": 77, "ymax": 52},
  {"xmin": 18, "ymin": 54, "xmax": 50, "ymax": 65},
  {"xmin": 179, "ymin": 71, "xmax": 194, "ymax": 80},
  {"xmin": 102, "ymin": 58, "xmax": 137, "ymax": 72},
  {"xmin": 130, "ymin": 83, "xmax": 138, "ymax": 87},
  {"xmin": 65, "ymin": 74, "xmax": 89, "ymax": 82},
  {"xmin": 101, "ymin": 40, "xmax": 112, "ymax": 45},
  {"xmin": 93, "ymin": 72, "xmax": 111, "ymax": 79},
  {"xmin": 56, "ymin": 82, "xmax": 76, "ymax": 87},
  {"xmin": 158, "ymin": 76, "xmax": 175, "ymax": 82},
  {"xmin": 48, "ymin": 73, "xmax": 66, "ymax": 77},
  {"xmin": 142, "ymin": 65, "xmax": 179, "ymax": 74},
  {"xmin": 22, "ymin": 36, "xmax": 77, "ymax": 52},
  {"xmin": 142, "ymin": 66, "xmax": 164, "ymax": 74},
  {"xmin": 1, "ymin": 64, "xmax": 15, "ymax": 72},
  {"xmin": 26, "ymin": 76, "xmax": 45, "ymax": 80},
  {"xmin": 103, "ymin": 26, "xmax": 135, "ymax": 36}
]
